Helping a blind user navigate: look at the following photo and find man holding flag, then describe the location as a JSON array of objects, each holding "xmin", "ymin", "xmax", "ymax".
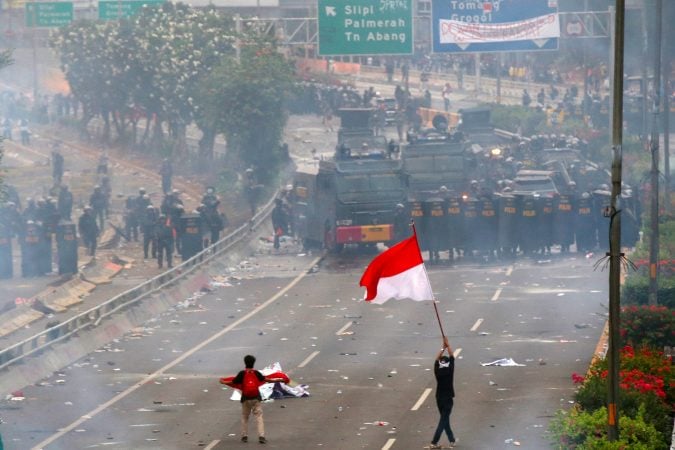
[{"xmin": 359, "ymin": 228, "xmax": 457, "ymax": 448}]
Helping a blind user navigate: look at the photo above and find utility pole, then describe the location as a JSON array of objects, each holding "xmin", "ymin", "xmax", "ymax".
[
  {"xmin": 649, "ymin": 0, "xmax": 663, "ymax": 306},
  {"xmin": 664, "ymin": 1, "xmax": 671, "ymax": 215},
  {"xmin": 607, "ymin": 0, "xmax": 625, "ymax": 442}
]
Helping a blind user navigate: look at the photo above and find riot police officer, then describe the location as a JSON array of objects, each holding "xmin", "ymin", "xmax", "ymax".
[
  {"xmin": 78, "ymin": 206, "xmax": 99, "ymax": 257},
  {"xmin": 425, "ymin": 196, "xmax": 446, "ymax": 264},
  {"xmin": 21, "ymin": 220, "xmax": 43, "ymax": 276},
  {"xmin": 476, "ymin": 192, "xmax": 498, "ymax": 261},
  {"xmin": 497, "ymin": 189, "xmax": 518, "ymax": 260},
  {"xmin": 124, "ymin": 195, "xmax": 139, "ymax": 241},
  {"xmin": 537, "ymin": 194, "xmax": 555, "ymax": 256},
  {"xmin": 52, "ymin": 149, "xmax": 64, "ymax": 184},
  {"xmin": 517, "ymin": 194, "xmax": 539, "ymax": 256},
  {"xmin": 179, "ymin": 213, "xmax": 203, "ymax": 261},
  {"xmin": 160, "ymin": 159, "xmax": 173, "ymax": 194},
  {"xmin": 575, "ymin": 192, "xmax": 596, "ymax": 253},
  {"xmin": 156, "ymin": 214, "xmax": 174, "ymax": 269},
  {"xmin": 57, "ymin": 185, "xmax": 73, "ymax": 221},
  {"xmin": 445, "ymin": 194, "xmax": 464, "ymax": 261},
  {"xmin": 554, "ymin": 188, "xmax": 576, "ymax": 253},
  {"xmin": 141, "ymin": 205, "xmax": 158, "ymax": 259},
  {"xmin": 0, "ymin": 210, "xmax": 14, "ymax": 278},
  {"xmin": 461, "ymin": 194, "xmax": 480, "ymax": 258},
  {"xmin": 271, "ymin": 198, "xmax": 289, "ymax": 250},
  {"xmin": 89, "ymin": 185, "xmax": 107, "ymax": 231},
  {"xmin": 393, "ymin": 203, "xmax": 409, "ymax": 243},
  {"xmin": 56, "ymin": 220, "xmax": 78, "ymax": 275}
]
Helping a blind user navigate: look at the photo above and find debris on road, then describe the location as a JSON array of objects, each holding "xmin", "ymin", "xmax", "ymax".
[{"xmin": 481, "ymin": 358, "xmax": 526, "ymax": 367}]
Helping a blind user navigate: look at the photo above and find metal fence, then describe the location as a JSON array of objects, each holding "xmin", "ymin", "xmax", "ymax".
[{"xmin": 0, "ymin": 190, "xmax": 278, "ymax": 371}]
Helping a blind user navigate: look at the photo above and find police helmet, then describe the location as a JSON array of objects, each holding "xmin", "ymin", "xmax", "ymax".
[
  {"xmin": 581, "ymin": 192, "xmax": 591, "ymax": 199},
  {"xmin": 439, "ymin": 185, "xmax": 449, "ymax": 193},
  {"xmin": 158, "ymin": 214, "xmax": 166, "ymax": 220},
  {"xmin": 6, "ymin": 202, "xmax": 15, "ymax": 208},
  {"xmin": 568, "ymin": 181, "xmax": 577, "ymax": 188},
  {"xmin": 172, "ymin": 189, "xmax": 180, "ymax": 195},
  {"xmin": 502, "ymin": 187, "xmax": 513, "ymax": 193},
  {"xmin": 84, "ymin": 206, "xmax": 92, "ymax": 211},
  {"xmin": 396, "ymin": 203, "xmax": 405, "ymax": 209},
  {"xmin": 139, "ymin": 187, "xmax": 146, "ymax": 194},
  {"xmin": 206, "ymin": 187, "xmax": 214, "ymax": 194},
  {"xmin": 147, "ymin": 205, "xmax": 155, "ymax": 210}
]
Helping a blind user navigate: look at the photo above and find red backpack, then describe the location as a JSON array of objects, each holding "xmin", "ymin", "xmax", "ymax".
[{"xmin": 241, "ymin": 369, "xmax": 262, "ymax": 398}]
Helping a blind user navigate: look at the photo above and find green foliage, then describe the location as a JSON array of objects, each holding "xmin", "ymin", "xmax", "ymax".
[
  {"xmin": 622, "ymin": 274, "xmax": 675, "ymax": 309},
  {"xmin": 621, "ymin": 305, "xmax": 675, "ymax": 349},
  {"xmin": 571, "ymin": 346, "xmax": 674, "ymax": 442},
  {"xmin": 196, "ymin": 38, "xmax": 295, "ymax": 181},
  {"xmin": 549, "ymin": 406, "xmax": 667, "ymax": 449},
  {"xmin": 485, "ymin": 103, "xmax": 546, "ymax": 136}
]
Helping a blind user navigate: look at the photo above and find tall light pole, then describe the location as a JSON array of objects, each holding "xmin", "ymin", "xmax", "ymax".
[
  {"xmin": 607, "ymin": 0, "xmax": 625, "ymax": 442},
  {"xmin": 648, "ymin": 0, "xmax": 663, "ymax": 305}
]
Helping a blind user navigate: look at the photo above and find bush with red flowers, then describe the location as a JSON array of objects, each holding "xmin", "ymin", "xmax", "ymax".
[{"xmin": 562, "ymin": 345, "xmax": 674, "ymax": 445}]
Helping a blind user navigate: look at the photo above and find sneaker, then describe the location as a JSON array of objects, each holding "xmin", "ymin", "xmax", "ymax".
[
  {"xmin": 241, "ymin": 436, "xmax": 248, "ymax": 443},
  {"xmin": 259, "ymin": 436, "xmax": 266, "ymax": 444},
  {"xmin": 429, "ymin": 444, "xmax": 442, "ymax": 449}
]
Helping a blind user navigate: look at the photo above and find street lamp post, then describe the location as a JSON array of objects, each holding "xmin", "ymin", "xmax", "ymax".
[{"xmin": 607, "ymin": 0, "xmax": 625, "ymax": 442}]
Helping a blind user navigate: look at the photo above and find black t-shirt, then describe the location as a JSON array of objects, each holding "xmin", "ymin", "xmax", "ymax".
[
  {"xmin": 232, "ymin": 369, "xmax": 266, "ymax": 402},
  {"xmin": 434, "ymin": 356, "xmax": 455, "ymax": 405}
]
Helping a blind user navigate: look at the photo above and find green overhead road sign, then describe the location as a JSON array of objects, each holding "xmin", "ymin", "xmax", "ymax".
[
  {"xmin": 25, "ymin": 2, "xmax": 73, "ymax": 28},
  {"xmin": 318, "ymin": 0, "xmax": 413, "ymax": 56},
  {"xmin": 98, "ymin": 0, "xmax": 164, "ymax": 20}
]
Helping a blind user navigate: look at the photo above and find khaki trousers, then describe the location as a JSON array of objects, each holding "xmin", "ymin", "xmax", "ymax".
[{"xmin": 241, "ymin": 399, "xmax": 264, "ymax": 438}]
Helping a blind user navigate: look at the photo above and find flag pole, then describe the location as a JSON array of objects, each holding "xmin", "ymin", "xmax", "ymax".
[{"xmin": 410, "ymin": 220, "xmax": 446, "ymax": 339}]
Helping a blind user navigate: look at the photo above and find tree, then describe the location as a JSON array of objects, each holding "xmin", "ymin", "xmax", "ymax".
[
  {"xmin": 197, "ymin": 36, "xmax": 294, "ymax": 180},
  {"xmin": 0, "ymin": 49, "xmax": 14, "ymax": 202}
]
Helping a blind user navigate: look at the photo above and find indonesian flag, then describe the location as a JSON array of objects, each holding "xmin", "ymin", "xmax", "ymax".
[{"xmin": 360, "ymin": 235, "xmax": 434, "ymax": 304}]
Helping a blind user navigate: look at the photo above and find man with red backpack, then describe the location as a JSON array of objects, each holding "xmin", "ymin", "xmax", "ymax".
[{"xmin": 231, "ymin": 355, "xmax": 269, "ymax": 444}]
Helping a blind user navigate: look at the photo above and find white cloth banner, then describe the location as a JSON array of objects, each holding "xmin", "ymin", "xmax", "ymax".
[{"xmin": 439, "ymin": 13, "xmax": 560, "ymax": 45}]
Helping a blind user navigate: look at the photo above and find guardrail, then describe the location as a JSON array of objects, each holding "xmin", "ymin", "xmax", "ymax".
[{"xmin": 0, "ymin": 190, "xmax": 279, "ymax": 372}]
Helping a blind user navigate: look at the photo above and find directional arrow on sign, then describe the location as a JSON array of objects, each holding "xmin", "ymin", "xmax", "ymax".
[
  {"xmin": 532, "ymin": 39, "xmax": 549, "ymax": 48},
  {"xmin": 325, "ymin": 6, "xmax": 336, "ymax": 16}
]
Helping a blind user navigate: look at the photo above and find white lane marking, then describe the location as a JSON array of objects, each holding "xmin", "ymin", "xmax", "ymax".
[
  {"xmin": 382, "ymin": 438, "xmax": 396, "ymax": 450},
  {"xmin": 335, "ymin": 321, "xmax": 353, "ymax": 335},
  {"xmin": 505, "ymin": 265, "xmax": 514, "ymax": 277},
  {"xmin": 491, "ymin": 288, "xmax": 503, "ymax": 301},
  {"xmin": 30, "ymin": 256, "xmax": 324, "ymax": 450},
  {"xmin": 411, "ymin": 388, "xmax": 432, "ymax": 411},
  {"xmin": 470, "ymin": 318, "xmax": 484, "ymax": 332},
  {"xmin": 204, "ymin": 440, "xmax": 220, "ymax": 450},
  {"xmin": 453, "ymin": 348, "xmax": 462, "ymax": 358},
  {"xmin": 298, "ymin": 350, "xmax": 320, "ymax": 368}
]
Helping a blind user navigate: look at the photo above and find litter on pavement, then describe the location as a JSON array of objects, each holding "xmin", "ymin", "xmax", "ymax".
[{"xmin": 481, "ymin": 358, "xmax": 526, "ymax": 367}]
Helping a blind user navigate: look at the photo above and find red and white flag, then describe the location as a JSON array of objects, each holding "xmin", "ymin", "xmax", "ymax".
[{"xmin": 359, "ymin": 235, "xmax": 434, "ymax": 304}]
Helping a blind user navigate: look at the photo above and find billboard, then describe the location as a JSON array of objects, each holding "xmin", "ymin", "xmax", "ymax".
[{"xmin": 432, "ymin": 0, "xmax": 560, "ymax": 53}]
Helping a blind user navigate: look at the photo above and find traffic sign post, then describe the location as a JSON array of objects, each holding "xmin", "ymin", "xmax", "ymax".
[
  {"xmin": 318, "ymin": 0, "xmax": 413, "ymax": 56},
  {"xmin": 25, "ymin": 2, "xmax": 73, "ymax": 28},
  {"xmin": 98, "ymin": 0, "xmax": 164, "ymax": 20},
  {"xmin": 431, "ymin": 0, "xmax": 559, "ymax": 53}
]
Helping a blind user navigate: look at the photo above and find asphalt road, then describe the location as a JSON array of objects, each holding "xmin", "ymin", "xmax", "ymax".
[{"xmin": 0, "ymin": 248, "xmax": 608, "ymax": 450}]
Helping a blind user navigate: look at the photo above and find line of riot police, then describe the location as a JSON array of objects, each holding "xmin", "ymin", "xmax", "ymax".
[
  {"xmin": 0, "ymin": 195, "xmax": 79, "ymax": 278},
  {"xmin": 396, "ymin": 185, "xmax": 640, "ymax": 264},
  {"xmin": 124, "ymin": 187, "xmax": 228, "ymax": 269}
]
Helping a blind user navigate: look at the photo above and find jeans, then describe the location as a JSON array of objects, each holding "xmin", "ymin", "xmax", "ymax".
[{"xmin": 432, "ymin": 400, "xmax": 455, "ymax": 445}]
